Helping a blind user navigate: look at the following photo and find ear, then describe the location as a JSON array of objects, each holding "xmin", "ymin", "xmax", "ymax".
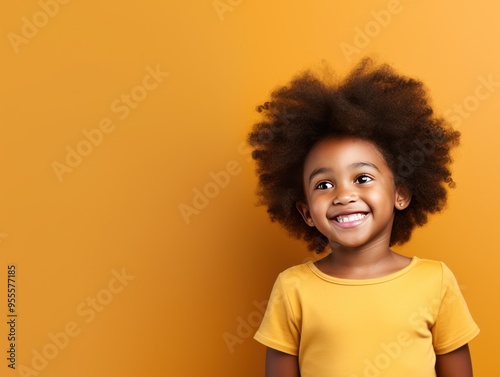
[
  {"xmin": 394, "ymin": 186, "xmax": 411, "ymax": 210},
  {"xmin": 296, "ymin": 201, "xmax": 315, "ymax": 227}
]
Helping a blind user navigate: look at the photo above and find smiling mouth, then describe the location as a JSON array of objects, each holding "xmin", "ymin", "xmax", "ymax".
[{"xmin": 335, "ymin": 213, "xmax": 367, "ymax": 223}]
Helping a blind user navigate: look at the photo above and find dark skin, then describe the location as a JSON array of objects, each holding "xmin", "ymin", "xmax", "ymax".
[
  {"xmin": 265, "ymin": 348, "xmax": 299, "ymax": 377},
  {"xmin": 265, "ymin": 344, "xmax": 473, "ymax": 377},
  {"xmin": 265, "ymin": 138, "xmax": 474, "ymax": 377},
  {"xmin": 435, "ymin": 344, "xmax": 473, "ymax": 377}
]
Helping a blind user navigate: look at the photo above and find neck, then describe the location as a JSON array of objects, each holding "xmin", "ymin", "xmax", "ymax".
[
  {"xmin": 329, "ymin": 232, "xmax": 392, "ymax": 262},
  {"xmin": 316, "ymin": 236, "xmax": 404, "ymax": 279}
]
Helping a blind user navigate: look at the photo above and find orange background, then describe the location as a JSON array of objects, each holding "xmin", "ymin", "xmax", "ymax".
[{"xmin": 1, "ymin": 1, "xmax": 498, "ymax": 376}]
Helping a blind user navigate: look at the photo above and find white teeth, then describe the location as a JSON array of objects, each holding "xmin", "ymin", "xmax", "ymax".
[{"xmin": 336, "ymin": 213, "xmax": 366, "ymax": 223}]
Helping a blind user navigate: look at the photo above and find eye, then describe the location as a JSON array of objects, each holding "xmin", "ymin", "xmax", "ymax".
[
  {"xmin": 315, "ymin": 181, "xmax": 333, "ymax": 190},
  {"xmin": 355, "ymin": 175, "xmax": 373, "ymax": 184}
]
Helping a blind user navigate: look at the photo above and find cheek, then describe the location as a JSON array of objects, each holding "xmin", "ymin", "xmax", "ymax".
[
  {"xmin": 309, "ymin": 196, "xmax": 329, "ymax": 214},
  {"xmin": 367, "ymin": 189, "xmax": 395, "ymax": 208},
  {"xmin": 383, "ymin": 195, "xmax": 396, "ymax": 208}
]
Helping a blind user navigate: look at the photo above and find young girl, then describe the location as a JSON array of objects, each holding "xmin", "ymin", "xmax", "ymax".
[{"xmin": 248, "ymin": 58, "xmax": 479, "ymax": 377}]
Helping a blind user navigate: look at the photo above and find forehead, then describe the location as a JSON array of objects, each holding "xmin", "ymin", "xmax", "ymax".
[{"xmin": 303, "ymin": 137, "xmax": 390, "ymax": 173}]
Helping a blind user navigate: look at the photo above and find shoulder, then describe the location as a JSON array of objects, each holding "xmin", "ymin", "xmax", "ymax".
[
  {"xmin": 411, "ymin": 257, "xmax": 461, "ymax": 290},
  {"xmin": 274, "ymin": 262, "xmax": 316, "ymax": 289},
  {"xmin": 278, "ymin": 262, "xmax": 314, "ymax": 280},
  {"xmin": 412, "ymin": 257, "xmax": 448, "ymax": 275}
]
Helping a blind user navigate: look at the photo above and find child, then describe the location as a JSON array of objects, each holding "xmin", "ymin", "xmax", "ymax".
[{"xmin": 248, "ymin": 58, "xmax": 479, "ymax": 377}]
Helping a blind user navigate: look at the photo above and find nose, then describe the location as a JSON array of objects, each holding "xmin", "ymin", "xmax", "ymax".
[{"xmin": 333, "ymin": 184, "xmax": 357, "ymax": 205}]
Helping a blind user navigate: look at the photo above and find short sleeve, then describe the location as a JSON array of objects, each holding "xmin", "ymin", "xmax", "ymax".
[
  {"xmin": 253, "ymin": 274, "xmax": 300, "ymax": 355},
  {"xmin": 432, "ymin": 263, "xmax": 480, "ymax": 355}
]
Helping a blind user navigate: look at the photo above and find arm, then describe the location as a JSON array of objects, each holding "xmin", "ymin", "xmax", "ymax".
[
  {"xmin": 435, "ymin": 344, "xmax": 473, "ymax": 377},
  {"xmin": 265, "ymin": 347, "xmax": 300, "ymax": 377}
]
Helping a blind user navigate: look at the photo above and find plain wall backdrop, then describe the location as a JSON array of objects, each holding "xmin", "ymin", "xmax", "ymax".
[{"xmin": 1, "ymin": 1, "xmax": 498, "ymax": 376}]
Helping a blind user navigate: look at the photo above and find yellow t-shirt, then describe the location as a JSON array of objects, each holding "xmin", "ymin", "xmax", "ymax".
[{"xmin": 254, "ymin": 257, "xmax": 479, "ymax": 377}]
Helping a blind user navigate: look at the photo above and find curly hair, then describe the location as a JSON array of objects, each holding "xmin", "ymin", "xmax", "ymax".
[{"xmin": 248, "ymin": 58, "xmax": 460, "ymax": 253}]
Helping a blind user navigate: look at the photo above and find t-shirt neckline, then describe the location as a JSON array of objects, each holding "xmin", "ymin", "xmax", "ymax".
[{"xmin": 306, "ymin": 256, "xmax": 419, "ymax": 286}]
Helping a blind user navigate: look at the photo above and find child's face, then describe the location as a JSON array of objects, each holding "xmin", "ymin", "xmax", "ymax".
[{"xmin": 297, "ymin": 137, "xmax": 409, "ymax": 250}]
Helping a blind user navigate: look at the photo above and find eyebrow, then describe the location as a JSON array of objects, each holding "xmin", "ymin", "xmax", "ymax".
[
  {"xmin": 308, "ymin": 162, "xmax": 381, "ymax": 183},
  {"xmin": 350, "ymin": 162, "xmax": 381, "ymax": 172},
  {"xmin": 308, "ymin": 167, "xmax": 332, "ymax": 183}
]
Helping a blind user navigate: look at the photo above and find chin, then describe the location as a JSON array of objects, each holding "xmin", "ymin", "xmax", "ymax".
[
  {"xmin": 330, "ymin": 241, "xmax": 368, "ymax": 250},
  {"xmin": 330, "ymin": 236, "xmax": 383, "ymax": 250}
]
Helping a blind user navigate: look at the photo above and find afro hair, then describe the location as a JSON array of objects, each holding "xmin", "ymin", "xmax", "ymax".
[{"xmin": 248, "ymin": 58, "xmax": 460, "ymax": 253}]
